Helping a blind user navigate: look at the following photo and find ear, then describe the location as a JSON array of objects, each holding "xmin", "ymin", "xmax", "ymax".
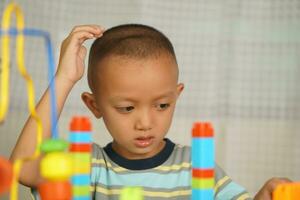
[
  {"xmin": 81, "ymin": 92, "xmax": 102, "ymax": 118},
  {"xmin": 176, "ymin": 83, "xmax": 184, "ymax": 98}
]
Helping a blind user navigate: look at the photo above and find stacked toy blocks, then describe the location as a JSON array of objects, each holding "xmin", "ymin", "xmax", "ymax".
[
  {"xmin": 191, "ymin": 122, "xmax": 215, "ymax": 200},
  {"xmin": 69, "ymin": 117, "xmax": 92, "ymax": 200}
]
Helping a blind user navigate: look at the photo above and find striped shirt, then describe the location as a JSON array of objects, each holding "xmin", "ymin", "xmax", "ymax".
[
  {"xmin": 32, "ymin": 138, "xmax": 252, "ymax": 200},
  {"xmin": 90, "ymin": 138, "xmax": 252, "ymax": 200}
]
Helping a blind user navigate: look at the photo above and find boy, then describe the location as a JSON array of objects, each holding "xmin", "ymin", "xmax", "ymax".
[{"xmin": 10, "ymin": 24, "xmax": 290, "ymax": 200}]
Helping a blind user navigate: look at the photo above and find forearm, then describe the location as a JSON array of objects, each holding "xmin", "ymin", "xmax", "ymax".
[
  {"xmin": 9, "ymin": 24, "xmax": 103, "ymax": 188},
  {"xmin": 9, "ymin": 76, "xmax": 74, "ymax": 187}
]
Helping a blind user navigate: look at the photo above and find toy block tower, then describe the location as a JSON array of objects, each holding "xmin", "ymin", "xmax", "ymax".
[
  {"xmin": 69, "ymin": 116, "xmax": 92, "ymax": 200},
  {"xmin": 191, "ymin": 122, "xmax": 215, "ymax": 200}
]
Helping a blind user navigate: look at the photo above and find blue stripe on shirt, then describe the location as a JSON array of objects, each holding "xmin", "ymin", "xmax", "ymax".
[
  {"xmin": 215, "ymin": 181, "xmax": 246, "ymax": 200},
  {"xmin": 91, "ymin": 167, "xmax": 191, "ymax": 189}
]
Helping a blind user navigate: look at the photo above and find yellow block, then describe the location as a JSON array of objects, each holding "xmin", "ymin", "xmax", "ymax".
[
  {"xmin": 71, "ymin": 153, "xmax": 91, "ymax": 163},
  {"xmin": 72, "ymin": 161, "xmax": 90, "ymax": 174}
]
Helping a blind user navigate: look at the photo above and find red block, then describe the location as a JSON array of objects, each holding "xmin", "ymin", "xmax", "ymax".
[
  {"xmin": 70, "ymin": 116, "xmax": 91, "ymax": 131},
  {"xmin": 192, "ymin": 168, "xmax": 214, "ymax": 178},
  {"xmin": 69, "ymin": 143, "xmax": 92, "ymax": 152},
  {"xmin": 192, "ymin": 122, "xmax": 214, "ymax": 137}
]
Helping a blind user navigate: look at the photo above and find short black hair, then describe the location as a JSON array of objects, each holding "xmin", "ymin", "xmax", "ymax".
[{"xmin": 87, "ymin": 24, "xmax": 177, "ymax": 92}]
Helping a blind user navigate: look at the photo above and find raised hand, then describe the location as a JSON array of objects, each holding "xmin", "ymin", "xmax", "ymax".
[{"xmin": 56, "ymin": 25, "xmax": 105, "ymax": 85}]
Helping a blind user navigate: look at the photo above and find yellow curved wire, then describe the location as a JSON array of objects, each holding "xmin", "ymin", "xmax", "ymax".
[{"xmin": 1, "ymin": 3, "xmax": 43, "ymax": 200}]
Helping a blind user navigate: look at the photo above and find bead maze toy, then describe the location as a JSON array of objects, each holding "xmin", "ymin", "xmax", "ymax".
[
  {"xmin": 0, "ymin": 156, "xmax": 13, "ymax": 195},
  {"xmin": 0, "ymin": 2, "xmax": 94, "ymax": 200},
  {"xmin": 38, "ymin": 139, "xmax": 72, "ymax": 200},
  {"xmin": 0, "ymin": 2, "xmax": 58, "ymax": 200}
]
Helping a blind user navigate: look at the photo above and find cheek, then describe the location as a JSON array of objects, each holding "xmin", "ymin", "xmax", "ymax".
[
  {"xmin": 102, "ymin": 109, "xmax": 132, "ymax": 135},
  {"xmin": 156, "ymin": 108, "xmax": 175, "ymax": 129}
]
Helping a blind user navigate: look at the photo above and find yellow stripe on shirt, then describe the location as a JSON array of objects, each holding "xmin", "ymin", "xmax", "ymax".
[
  {"xmin": 154, "ymin": 162, "xmax": 191, "ymax": 171},
  {"xmin": 236, "ymin": 193, "xmax": 251, "ymax": 200},
  {"xmin": 92, "ymin": 158, "xmax": 127, "ymax": 172},
  {"xmin": 95, "ymin": 185, "xmax": 191, "ymax": 197},
  {"xmin": 214, "ymin": 176, "xmax": 230, "ymax": 192}
]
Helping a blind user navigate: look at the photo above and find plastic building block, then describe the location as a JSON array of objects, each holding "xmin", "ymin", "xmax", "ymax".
[{"xmin": 273, "ymin": 182, "xmax": 300, "ymax": 200}]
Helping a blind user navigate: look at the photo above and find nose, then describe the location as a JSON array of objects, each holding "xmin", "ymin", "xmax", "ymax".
[{"xmin": 134, "ymin": 108, "xmax": 153, "ymax": 131}]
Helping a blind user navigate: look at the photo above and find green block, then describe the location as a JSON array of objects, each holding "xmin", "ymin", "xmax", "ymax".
[
  {"xmin": 192, "ymin": 178, "xmax": 214, "ymax": 189},
  {"xmin": 73, "ymin": 185, "xmax": 90, "ymax": 196},
  {"xmin": 120, "ymin": 187, "xmax": 143, "ymax": 200},
  {"xmin": 40, "ymin": 139, "xmax": 69, "ymax": 153}
]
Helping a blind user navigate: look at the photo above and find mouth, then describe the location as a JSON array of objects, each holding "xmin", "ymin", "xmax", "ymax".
[{"xmin": 134, "ymin": 136, "xmax": 154, "ymax": 148}]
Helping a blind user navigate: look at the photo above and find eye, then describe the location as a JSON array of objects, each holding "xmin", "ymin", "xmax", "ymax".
[
  {"xmin": 156, "ymin": 103, "xmax": 170, "ymax": 111},
  {"xmin": 116, "ymin": 106, "xmax": 134, "ymax": 113}
]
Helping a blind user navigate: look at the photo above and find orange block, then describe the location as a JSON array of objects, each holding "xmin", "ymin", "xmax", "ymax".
[
  {"xmin": 38, "ymin": 181, "xmax": 72, "ymax": 200},
  {"xmin": 0, "ymin": 156, "xmax": 13, "ymax": 195},
  {"xmin": 273, "ymin": 182, "xmax": 300, "ymax": 200}
]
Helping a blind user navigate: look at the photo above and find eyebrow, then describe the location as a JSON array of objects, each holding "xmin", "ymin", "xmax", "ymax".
[
  {"xmin": 109, "ymin": 91, "xmax": 176, "ymax": 103},
  {"xmin": 153, "ymin": 91, "xmax": 176, "ymax": 100}
]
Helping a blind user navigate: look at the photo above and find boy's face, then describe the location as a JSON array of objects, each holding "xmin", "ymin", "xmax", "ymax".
[{"xmin": 84, "ymin": 53, "xmax": 184, "ymax": 159}]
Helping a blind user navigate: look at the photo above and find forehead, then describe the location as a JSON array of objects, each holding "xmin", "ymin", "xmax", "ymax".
[{"xmin": 94, "ymin": 54, "xmax": 178, "ymax": 97}]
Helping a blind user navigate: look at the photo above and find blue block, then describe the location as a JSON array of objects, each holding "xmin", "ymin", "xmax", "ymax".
[
  {"xmin": 192, "ymin": 189, "xmax": 214, "ymax": 200},
  {"xmin": 73, "ymin": 196, "xmax": 90, "ymax": 200},
  {"xmin": 69, "ymin": 132, "xmax": 92, "ymax": 143},
  {"xmin": 192, "ymin": 138, "xmax": 214, "ymax": 168},
  {"xmin": 72, "ymin": 174, "xmax": 91, "ymax": 185}
]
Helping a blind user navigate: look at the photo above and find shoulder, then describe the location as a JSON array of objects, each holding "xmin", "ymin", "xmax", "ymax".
[
  {"xmin": 91, "ymin": 142, "xmax": 115, "ymax": 170},
  {"xmin": 214, "ymin": 164, "xmax": 252, "ymax": 200},
  {"xmin": 173, "ymin": 143, "xmax": 191, "ymax": 159},
  {"xmin": 164, "ymin": 142, "xmax": 191, "ymax": 164},
  {"xmin": 91, "ymin": 142, "xmax": 111, "ymax": 160},
  {"xmin": 169, "ymin": 142, "xmax": 252, "ymax": 199}
]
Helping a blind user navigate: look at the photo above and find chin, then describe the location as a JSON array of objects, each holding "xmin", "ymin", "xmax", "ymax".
[{"xmin": 128, "ymin": 148, "xmax": 155, "ymax": 159}]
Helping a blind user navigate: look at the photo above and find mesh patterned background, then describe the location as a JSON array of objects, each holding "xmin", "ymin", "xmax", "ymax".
[{"xmin": 0, "ymin": 0, "xmax": 299, "ymax": 199}]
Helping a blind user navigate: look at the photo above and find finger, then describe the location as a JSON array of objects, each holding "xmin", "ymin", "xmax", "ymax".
[
  {"xmin": 78, "ymin": 46, "xmax": 87, "ymax": 60},
  {"xmin": 78, "ymin": 31, "xmax": 103, "ymax": 44},
  {"xmin": 68, "ymin": 30, "xmax": 101, "ymax": 46},
  {"xmin": 71, "ymin": 25, "xmax": 105, "ymax": 36},
  {"xmin": 266, "ymin": 177, "xmax": 293, "ymax": 193},
  {"xmin": 278, "ymin": 177, "xmax": 293, "ymax": 183},
  {"xmin": 254, "ymin": 191, "xmax": 272, "ymax": 200},
  {"xmin": 71, "ymin": 24, "xmax": 103, "ymax": 32}
]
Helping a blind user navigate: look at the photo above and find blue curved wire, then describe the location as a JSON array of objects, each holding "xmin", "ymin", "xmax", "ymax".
[{"xmin": 0, "ymin": 28, "xmax": 59, "ymax": 139}]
